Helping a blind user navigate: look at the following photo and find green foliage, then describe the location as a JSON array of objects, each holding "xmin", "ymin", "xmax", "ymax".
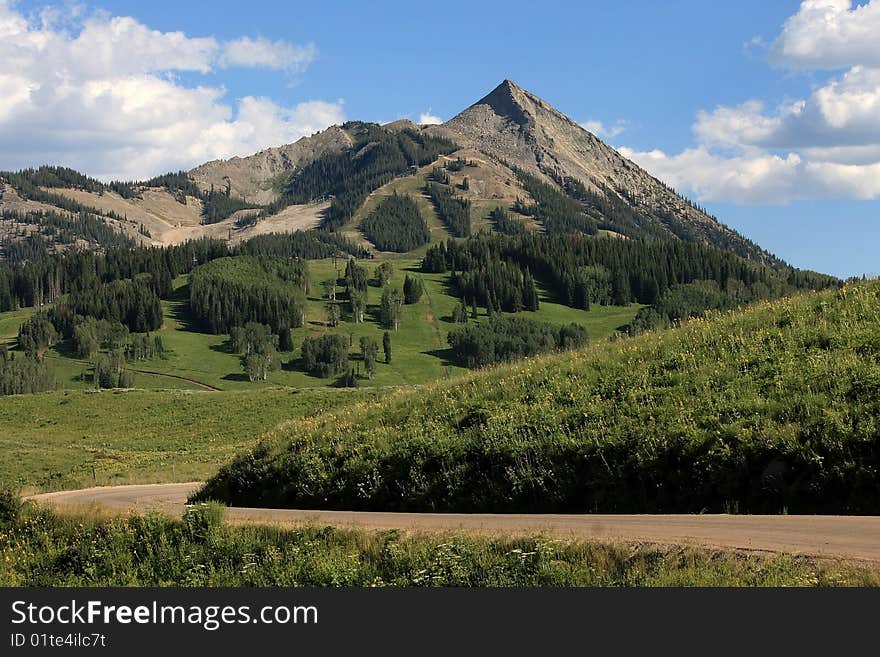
[
  {"xmin": 383, "ymin": 331, "xmax": 392, "ymax": 364},
  {"xmin": 424, "ymin": 182, "xmax": 471, "ymax": 237},
  {"xmin": 0, "ymin": 210, "xmax": 136, "ymax": 260},
  {"xmin": 189, "ymin": 256, "xmax": 308, "ymax": 333},
  {"xmin": 5, "ymin": 506, "xmax": 873, "ymax": 586},
  {"xmin": 0, "ymin": 352, "xmax": 55, "ymax": 396},
  {"xmin": 92, "ymin": 351, "xmax": 129, "ymax": 389},
  {"xmin": 448, "ymin": 316, "xmax": 587, "ymax": 368},
  {"xmin": 375, "ymin": 261, "xmax": 394, "ymax": 288},
  {"xmin": 513, "ymin": 169, "xmax": 598, "ymax": 235},
  {"xmin": 335, "ymin": 368, "xmax": 359, "ymax": 388},
  {"xmin": 182, "ymin": 502, "xmax": 225, "ymax": 542},
  {"xmin": 200, "ymin": 282, "xmax": 880, "ymax": 514},
  {"xmin": 380, "ymin": 287, "xmax": 404, "ymax": 330},
  {"xmin": 2, "ymin": 168, "xmax": 128, "ymax": 222},
  {"xmin": 361, "ymin": 194, "xmax": 430, "ymax": 252},
  {"xmin": 230, "ymin": 323, "xmax": 280, "ymax": 382},
  {"xmin": 403, "ymin": 275, "xmax": 424, "ymax": 305},
  {"xmin": 72, "ymin": 318, "xmax": 128, "ymax": 358},
  {"xmin": 67, "ymin": 276, "xmax": 163, "ymax": 333},
  {"xmin": 278, "ymin": 324, "xmax": 295, "ymax": 352},
  {"xmin": 200, "ymin": 188, "xmax": 260, "ymax": 225},
  {"xmin": 423, "ymin": 234, "xmax": 839, "ymax": 314},
  {"xmin": 301, "ymin": 334, "xmax": 349, "ymax": 378},
  {"xmin": 345, "ymin": 258, "xmax": 369, "ymax": 293},
  {"xmin": 0, "ymin": 488, "xmax": 21, "ymax": 526},
  {"xmin": 454, "ymin": 260, "xmax": 539, "ymax": 314},
  {"xmin": 359, "ymin": 336, "xmax": 379, "ymax": 379},
  {"xmin": 17, "ymin": 313, "xmax": 57, "ymax": 353},
  {"xmin": 125, "ymin": 333, "xmax": 166, "ymax": 362},
  {"xmin": 489, "ymin": 206, "xmax": 526, "ymax": 235}
]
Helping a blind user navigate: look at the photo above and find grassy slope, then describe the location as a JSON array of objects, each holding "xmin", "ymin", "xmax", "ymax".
[
  {"xmin": 0, "ymin": 387, "xmax": 377, "ymax": 492},
  {"xmin": 2, "ymin": 505, "xmax": 876, "ymax": 586},
  {"xmin": 197, "ymin": 281, "xmax": 880, "ymax": 514}
]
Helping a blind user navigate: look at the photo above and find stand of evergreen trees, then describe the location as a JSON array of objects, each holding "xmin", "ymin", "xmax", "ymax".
[
  {"xmin": 0, "ymin": 348, "xmax": 56, "ymax": 395},
  {"xmin": 17, "ymin": 313, "xmax": 57, "ymax": 354},
  {"xmin": 424, "ymin": 183, "xmax": 471, "ymax": 237},
  {"xmin": 423, "ymin": 234, "xmax": 838, "ymax": 316},
  {"xmin": 301, "ymin": 334, "xmax": 349, "ymax": 377},
  {"xmin": 361, "ymin": 194, "xmax": 429, "ymax": 252},
  {"xmin": 0, "ymin": 230, "xmax": 366, "ymax": 315},
  {"xmin": 447, "ymin": 316, "xmax": 588, "ymax": 368},
  {"xmin": 0, "ymin": 238, "xmax": 229, "ymax": 312},
  {"xmin": 189, "ymin": 256, "xmax": 308, "ymax": 334},
  {"xmin": 66, "ymin": 275, "xmax": 163, "ymax": 333},
  {"xmin": 200, "ymin": 187, "xmax": 260, "ymax": 225},
  {"xmin": 488, "ymin": 206, "xmax": 527, "ymax": 235},
  {"xmin": 512, "ymin": 169, "xmax": 598, "ymax": 235},
  {"xmin": 454, "ymin": 260, "xmax": 539, "ymax": 314},
  {"xmin": 1, "ymin": 210, "xmax": 135, "ymax": 261}
]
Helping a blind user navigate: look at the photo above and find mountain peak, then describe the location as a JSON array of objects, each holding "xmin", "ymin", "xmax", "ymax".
[
  {"xmin": 469, "ymin": 79, "xmax": 538, "ymax": 130},
  {"xmin": 431, "ymin": 80, "xmax": 774, "ymax": 265}
]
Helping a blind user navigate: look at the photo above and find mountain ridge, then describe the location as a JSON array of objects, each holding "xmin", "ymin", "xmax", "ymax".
[{"xmin": 1, "ymin": 79, "xmax": 777, "ymax": 266}]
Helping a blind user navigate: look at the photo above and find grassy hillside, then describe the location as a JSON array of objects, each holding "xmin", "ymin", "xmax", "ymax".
[
  {"xmin": 197, "ymin": 281, "xmax": 880, "ymax": 514},
  {"xmin": 0, "ymin": 387, "xmax": 376, "ymax": 492},
  {"xmin": 2, "ymin": 504, "xmax": 875, "ymax": 586}
]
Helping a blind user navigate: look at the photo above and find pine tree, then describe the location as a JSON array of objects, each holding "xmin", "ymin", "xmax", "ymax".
[{"xmin": 383, "ymin": 331, "xmax": 392, "ymax": 364}]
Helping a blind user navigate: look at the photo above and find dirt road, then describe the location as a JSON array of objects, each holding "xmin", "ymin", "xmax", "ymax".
[{"xmin": 28, "ymin": 483, "xmax": 880, "ymax": 562}]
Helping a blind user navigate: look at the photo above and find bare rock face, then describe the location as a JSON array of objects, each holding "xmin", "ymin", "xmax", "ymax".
[
  {"xmin": 430, "ymin": 80, "xmax": 773, "ymax": 264},
  {"xmin": 189, "ymin": 125, "xmax": 353, "ymax": 205}
]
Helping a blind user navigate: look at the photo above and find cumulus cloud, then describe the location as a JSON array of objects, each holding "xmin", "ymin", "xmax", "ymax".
[
  {"xmin": 0, "ymin": 1, "xmax": 341, "ymax": 180},
  {"xmin": 580, "ymin": 119, "xmax": 627, "ymax": 139},
  {"xmin": 419, "ymin": 112, "xmax": 443, "ymax": 125},
  {"xmin": 621, "ymin": 0, "xmax": 880, "ymax": 204},
  {"xmin": 770, "ymin": 0, "xmax": 880, "ymax": 69}
]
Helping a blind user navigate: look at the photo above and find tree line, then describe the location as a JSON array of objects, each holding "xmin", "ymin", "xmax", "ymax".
[
  {"xmin": 0, "ymin": 230, "xmax": 377, "ymax": 314},
  {"xmin": 423, "ymin": 234, "xmax": 839, "ymax": 316}
]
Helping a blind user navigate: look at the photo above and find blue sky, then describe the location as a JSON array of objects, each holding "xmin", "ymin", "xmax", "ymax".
[{"xmin": 3, "ymin": 0, "xmax": 879, "ymax": 278}]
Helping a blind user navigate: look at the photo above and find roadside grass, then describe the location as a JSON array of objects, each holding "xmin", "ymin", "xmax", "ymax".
[
  {"xmin": 0, "ymin": 387, "xmax": 377, "ymax": 492},
  {"xmin": 2, "ymin": 503, "xmax": 876, "ymax": 587}
]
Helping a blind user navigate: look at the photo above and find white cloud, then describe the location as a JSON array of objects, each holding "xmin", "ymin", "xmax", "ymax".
[
  {"xmin": 771, "ymin": 0, "xmax": 880, "ymax": 69},
  {"xmin": 580, "ymin": 119, "xmax": 626, "ymax": 139},
  {"xmin": 620, "ymin": 145, "xmax": 880, "ymax": 203},
  {"xmin": 419, "ymin": 112, "xmax": 443, "ymax": 125},
  {"xmin": 219, "ymin": 37, "xmax": 316, "ymax": 71},
  {"xmin": 0, "ymin": 1, "xmax": 342, "ymax": 180},
  {"xmin": 620, "ymin": 0, "xmax": 880, "ymax": 204}
]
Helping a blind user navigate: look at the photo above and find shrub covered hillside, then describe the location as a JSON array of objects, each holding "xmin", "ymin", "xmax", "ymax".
[{"xmin": 197, "ymin": 281, "xmax": 880, "ymax": 514}]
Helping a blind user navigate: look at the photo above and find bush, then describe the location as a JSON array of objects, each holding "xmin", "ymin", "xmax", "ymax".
[
  {"xmin": 0, "ymin": 488, "xmax": 21, "ymax": 526},
  {"xmin": 182, "ymin": 502, "xmax": 224, "ymax": 541}
]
